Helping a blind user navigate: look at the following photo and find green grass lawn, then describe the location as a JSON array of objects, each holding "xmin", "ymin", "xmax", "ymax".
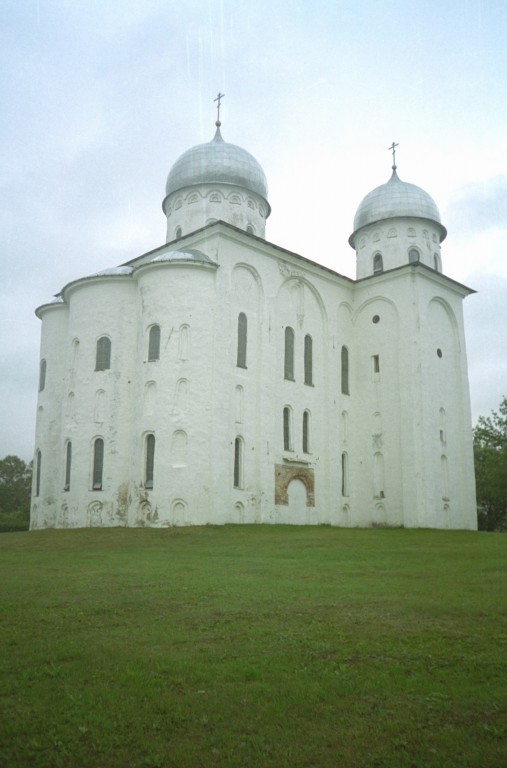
[{"xmin": 0, "ymin": 526, "xmax": 506, "ymax": 768}]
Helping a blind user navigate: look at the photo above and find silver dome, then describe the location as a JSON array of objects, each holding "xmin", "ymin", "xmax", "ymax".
[
  {"xmin": 165, "ymin": 127, "xmax": 268, "ymax": 201},
  {"xmin": 350, "ymin": 170, "xmax": 446, "ymax": 242}
]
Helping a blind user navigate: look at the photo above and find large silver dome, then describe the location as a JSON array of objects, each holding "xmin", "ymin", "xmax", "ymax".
[
  {"xmin": 351, "ymin": 170, "xmax": 446, "ymax": 242},
  {"xmin": 165, "ymin": 127, "xmax": 268, "ymax": 201}
]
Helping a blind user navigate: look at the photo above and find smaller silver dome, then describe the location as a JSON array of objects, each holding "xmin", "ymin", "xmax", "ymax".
[
  {"xmin": 350, "ymin": 169, "xmax": 446, "ymax": 243},
  {"xmin": 165, "ymin": 127, "xmax": 268, "ymax": 202}
]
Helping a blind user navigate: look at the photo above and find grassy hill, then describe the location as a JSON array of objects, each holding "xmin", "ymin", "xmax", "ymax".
[{"xmin": 1, "ymin": 526, "xmax": 506, "ymax": 767}]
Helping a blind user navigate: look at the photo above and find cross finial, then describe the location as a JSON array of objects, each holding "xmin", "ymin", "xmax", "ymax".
[
  {"xmin": 388, "ymin": 141, "xmax": 399, "ymax": 171},
  {"xmin": 214, "ymin": 92, "xmax": 225, "ymax": 127}
]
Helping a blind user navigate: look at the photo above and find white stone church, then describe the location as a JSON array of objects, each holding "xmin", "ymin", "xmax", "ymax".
[{"xmin": 31, "ymin": 113, "xmax": 477, "ymax": 530}]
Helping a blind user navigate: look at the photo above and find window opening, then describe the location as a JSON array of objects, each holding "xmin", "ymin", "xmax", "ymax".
[
  {"xmin": 92, "ymin": 438, "xmax": 104, "ymax": 490},
  {"xmin": 234, "ymin": 437, "xmax": 243, "ymax": 488},
  {"xmin": 148, "ymin": 325, "xmax": 161, "ymax": 361},
  {"xmin": 283, "ymin": 407, "xmax": 292, "ymax": 451},
  {"xmin": 237, "ymin": 313, "xmax": 247, "ymax": 368},
  {"xmin": 145, "ymin": 434, "xmax": 155, "ymax": 489},
  {"xmin": 64, "ymin": 442, "xmax": 72, "ymax": 491},
  {"xmin": 304, "ymin": 334, "xmax": 313, "ymax": 385},
  {"xmin": 35, "ymin": 450, "xmax": 41, "ymax": 497},
  {"xmin": 39, "ymin": 359, "xmax": 47, "ymax": 392},
  {"xmin": 341, "ymin": 346, "xmax": 349, "ymax": 395},
  {"xmin": 373, "ymin": 354, "xmax": 380, "ymax": 374},
  {"xmin": 303, "ymin": 411, "xmax": 310, "ymax": 453},
  {"xmin": 373, "ymin": 253, "xmax": 383, "ymax": 275},
  {"xmin": 284, "ymin": 327, "xmax": 295, "ymax": 380},
  {"xmin": 409, "ymin": 248, "xmax": 419, "ymax": 264},
  {"xmin": 95, "ymin": 337, "xmax": 111, "ymax": 371}
]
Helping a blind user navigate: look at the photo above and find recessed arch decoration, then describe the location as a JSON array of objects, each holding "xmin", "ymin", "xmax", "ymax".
[
  {"xmin": 426, "ymin": 297, "xmax": 461, "ymax": 351},
  {"xmin": 171, "ymin": 499, "xmax": 188, "ymax": 525},
  {"xmin": 276, "ymin": 275, "xmax": 329, "ymax": 335},
  {"xmin": 87, "ymin": 500, "xmax": 103, "ymax": 526}
]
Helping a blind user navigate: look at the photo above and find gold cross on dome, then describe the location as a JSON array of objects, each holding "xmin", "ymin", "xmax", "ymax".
[
  {"xmin": 214, "ymin": 92, "xmax": 225, "ymax": 125},
  {"xmin": 388, "ymin": 141, "xmax": 399, "ymax": 170}
]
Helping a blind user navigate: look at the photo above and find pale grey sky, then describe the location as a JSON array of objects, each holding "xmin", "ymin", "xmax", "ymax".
[{"xmin": 1, "ymin": 0, "xmax": 506, "ymax": 460}]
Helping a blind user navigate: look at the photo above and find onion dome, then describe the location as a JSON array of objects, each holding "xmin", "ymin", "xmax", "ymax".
[
  {"xmin": 165, "ymin": 126, "xmax": 268, "ymax": 202},
  {"xmin": 349, "ymin": 169, "xmax": 447, "ymax": 244}
]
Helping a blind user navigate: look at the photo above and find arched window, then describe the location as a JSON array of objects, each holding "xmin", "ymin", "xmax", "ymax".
[
  {"xmin": 145, "ymin": 434, "xmax": 155, "ymax": 489},
  {"xmin": 284, "ymin": 327, "xmax": 295, "ymax": 381},
  {"xmin": 39, "ymin": 359, "xmax": 47, "ymax": 392},
  {"xmin": 35, "ymin": 450, "xmax": 41, "ymax": 497},
  {"xmin": 95, "ymin": 337, "xmax": 111, "ymax": 371},
  {"xmin": 283, "ymin": 407, "xmax": 292, "ymax": 451},
  {"xmin": 237, "ymin": 313, "xmax": 247, "ymax": 368},
  {"xmin": 175, "ymin": 226, "xmax": 182, "ymax": 238},
  {"xmin": 64, "ymin": 441, "xmax": 72, "ymax": 491},
  {"xmin": 373, "ymin": 253, "xmax": 383, "ymax": 275},
  {"xmin": 409, "ymin": 248, "xmax": 419, "ymax": 264},
  {"xmin": 341, "ymin": 346, "xmax": 349, "ymax": 395},
  {"xmin": 246, "ymin": 225, "xmax": 254, "ymax": 234},
  {"xmin": 304, "ymin": 334, "xmax": 313, "ymax": 385},
  {"xmin": 178, "ymin": 324, "xmax": 190, "ymax": 360},
  {"xmin": 234, "ymin": 437, "xmax": 243, "ymax": 489},
  {"xmin": 303, "ymin": 411, "xmax": 310, "ymax": 454},
  {"xmin": 341, "ymin": 452, "xmax": 349, "ymax": 497},
  {"xmin": 92, "ymin": 438, "xmax": 104, "ymax": 490},
  {"xmin": 434, "ymin": 253, "xmax": 441, "ymax": 272},
  {"xmin": 148, "ymin": 325, "xmax": 161, "ymax": 361}
]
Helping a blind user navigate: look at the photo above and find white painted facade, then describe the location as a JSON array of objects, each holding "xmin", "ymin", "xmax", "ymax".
[{"xmin": 31, "ymin": 125, "xmax": 477, "ymax": 530}]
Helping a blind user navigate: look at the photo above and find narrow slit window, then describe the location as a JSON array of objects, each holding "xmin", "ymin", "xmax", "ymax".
[
  {"xmin": 145, "ymin": 434, "xmax": 155, "ymax": 489},
  {"xmin": 148, "ymin": 325, "xmax": 161, "ymax": 361},
  {"xmin": 35, "ymin": 450, "xmax": 41, "ymax": 497},
  {"xmin": 304, "ymin": 334, "xmax": 313, "ymax": 385},
  {"xmin": 373, "ymin": 354, "xmax": 380, "ymax": 374},
  {"xmin": 39, "ymin": 359, "xmax": 47, "ymax": 392},
  {"xmin": 284, "ymin": 327, "xmax": 295, "ymax": 381},
  {"xmin": 95, "ymin": 337, "xmax": 111, "ymax": 371},
  {"xmin": 237, "ymin": 313, "xmax": 247, "ymax": 368},
  {"xmin": 341, "ymin": 346, "xmax": 349, "ymax": 395},
  {"xmin": 283, "ymin": 407, "xmax": 292, "ymax": 451},
  {"xmin": 234, "ymin": 437, "xmax": 243, "ymax": 488},
  {"xmin": 92, "ymin": 438, "xmax": 104, "ymax": 490},
  {"xmin": 303, "ymin": 411, "xmax": 310, "ymax": 453},
  {"xmin": 64, "ymin": 441, "xmax": 72, "ymax": 491}
]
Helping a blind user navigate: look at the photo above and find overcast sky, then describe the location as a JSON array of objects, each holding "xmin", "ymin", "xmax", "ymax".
[{"xmin": 1, "ymin": 0, "xmax": 506, "ymax": 461}]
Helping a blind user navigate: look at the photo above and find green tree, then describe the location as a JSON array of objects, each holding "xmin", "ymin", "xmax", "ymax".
[
  {"xmin": 0, "ymin": 455, "xmax": 32, "ymax": 531},
  {"xmin": 474, "ymin": 396, "xmax": 507, "ymax": 531}
]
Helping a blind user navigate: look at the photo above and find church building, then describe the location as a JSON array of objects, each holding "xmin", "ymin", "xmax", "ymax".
[{"xmin": 31, "ymin": 108, "xmax": 477, "ymax": 529}]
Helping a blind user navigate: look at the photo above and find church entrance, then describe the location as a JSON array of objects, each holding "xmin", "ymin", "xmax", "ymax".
[{"xmin": 287, "ymin": 478, "xmax": 309, "ymax": 524}]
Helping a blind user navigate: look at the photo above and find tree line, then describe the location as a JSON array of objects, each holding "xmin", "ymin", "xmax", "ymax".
[{"xmin": 1, "ymin": 396, "xmax": 506, "ymax": 532}]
